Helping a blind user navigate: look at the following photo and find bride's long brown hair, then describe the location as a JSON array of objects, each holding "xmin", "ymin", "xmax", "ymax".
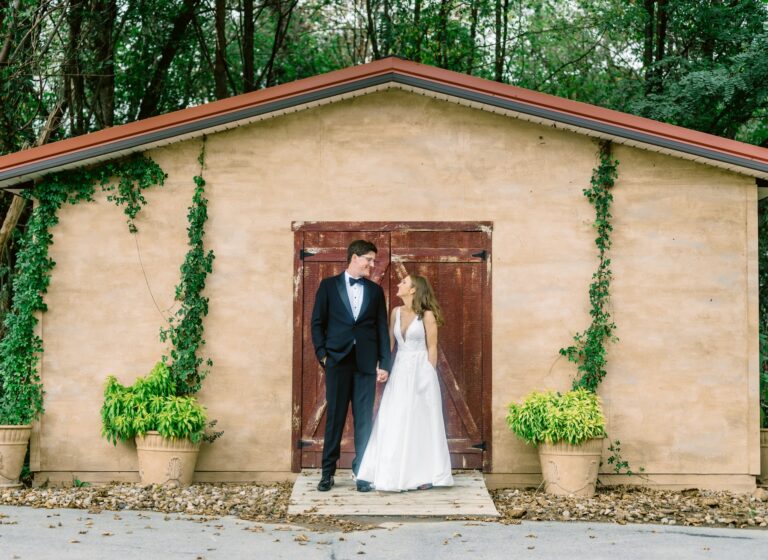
[{"xmin": 408, "ymin": 274, "xmax": 445, "ymax": 326}]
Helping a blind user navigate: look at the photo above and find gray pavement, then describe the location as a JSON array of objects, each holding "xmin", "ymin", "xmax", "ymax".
[{"xmin": 1, "ymin": 505, "xmax": 767, "ymax": 559}]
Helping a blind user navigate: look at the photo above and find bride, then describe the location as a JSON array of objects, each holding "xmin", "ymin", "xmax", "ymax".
[{"xmin": 357, "ymin": 274, "xmax": 454, "ymax": 491}]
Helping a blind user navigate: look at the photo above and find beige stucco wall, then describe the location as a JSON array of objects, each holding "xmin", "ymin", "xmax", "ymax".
[{"xmin": 36, "ymin": 88, "xmax": 759, "ymax": 489}]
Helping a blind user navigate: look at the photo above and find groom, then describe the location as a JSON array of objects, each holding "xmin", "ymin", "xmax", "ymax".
[{"xmin": 311, "ymin": 239, "xmax": 391, "ymax": 492}]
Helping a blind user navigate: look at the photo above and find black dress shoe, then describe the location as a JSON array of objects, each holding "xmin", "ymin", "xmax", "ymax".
[
  {"xmin": 356, "ymin": 480, "xmax": 373, "ymax": 492},
  {"xmin": 317, "ymin": 474, "xmax": 334, "ymax": 492}
]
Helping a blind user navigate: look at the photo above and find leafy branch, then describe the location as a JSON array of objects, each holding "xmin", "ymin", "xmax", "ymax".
[{"xmin": 606, "ymin": 440, "xmax": 646, "ymax": 477}]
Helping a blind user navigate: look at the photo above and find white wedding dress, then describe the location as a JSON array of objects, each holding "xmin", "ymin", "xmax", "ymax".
[{"xmin": 357, "ymin": 307, "xmax": 454, "ymax": 491}]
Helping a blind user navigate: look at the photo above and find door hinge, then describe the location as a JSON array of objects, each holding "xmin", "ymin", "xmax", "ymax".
[
  {"xmin": 472, "ymin": 441, "xmax": 487, "ymax": 451},
  {"xmin": 472, "ymin": 250, "xmax": 488, "ymax": 261},
  {"xmin": 299, "ymin": 249, "xmax": 317, "ymax": 260},
  {"xmin": 297, "ymin": 439, "xmax": 313, "ymax": 449}
]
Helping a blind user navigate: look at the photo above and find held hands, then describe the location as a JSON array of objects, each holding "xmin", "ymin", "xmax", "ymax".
[{"xmin": 376, "ymin": 368, "xmax": 389, "ymax": 383}]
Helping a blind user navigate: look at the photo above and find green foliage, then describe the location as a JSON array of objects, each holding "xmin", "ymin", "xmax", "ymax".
[
  {"xmin": 758, "ymin": 199, "xmax": 768, "ymax": 428},
  {"xmin": 560, "ymin": 142, "xmax": 618, "ymax": 393},
  {"xmin": 606, "ymin": 440, "xmax": 645, "ymax": 476},
  {"xmin": 19, "ymin": 462, "xmax": 32, "ymax": 487},
  {"xmin": 625, "ymin": 2, "xmax": 768, "ymax": 144},
  {"xmin": 101, "ymin": 362, "xmax": 207, "ymax": 444},
  {"xmin": 72, "ymin": 478, "xmax": 91, "ymax": 488},
  {"xmin": 506, "ymin": 388, "xmax": 606, "ymax": 446},
  {"xmin": 100, "ymin": 158, "xmax": 168, "ymax": 233},
  {"xmin": 160, "ymin": 141, "xmax": 214, "ymax": 395},
  {"xmin": 0, "ymin": 195, "xmax": 28, "ymax": 342},
  {"xmin": 0, "ymin": 157, "xmax": 164, "ymax": 425}
]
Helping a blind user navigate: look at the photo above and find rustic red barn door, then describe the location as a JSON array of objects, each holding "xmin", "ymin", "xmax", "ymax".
[
  {"xmin": 292, "ymin": 223, "xmax": 492, "ymax": 472},
  {"xmin": 390, "ymin": 231, "xmax": 490, "ymax": 469}
]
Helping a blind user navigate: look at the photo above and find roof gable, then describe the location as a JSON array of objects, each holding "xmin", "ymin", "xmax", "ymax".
[{"xmin": 1, "ymin": 57, "xmax": 767, "ymax": 190}]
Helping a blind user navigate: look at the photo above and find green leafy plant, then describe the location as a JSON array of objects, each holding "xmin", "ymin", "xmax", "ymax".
[
  {"xmin": 506, "ymin": 388, "xmax": 606, "ymax": 446},
  {"xmin": 560, "ymin": 141, "xmax": 619, "ymax": 393},
  {"xmin": 101, "ymin": 362, "xmax": 207, "ymax": 444},
  {"xmin": 0, "ymin": 157, "xmax": 165, "ymax": 425},
  {"xmin": 72, "ymin": 478, "xmax": 91, "ymax": 488},
  {"xmin": 606, "ymin": 440, "xmax": 645, "ymax": 476},
  {"xmin": 19, "ymin": 463, "xmax": 32, "ymax": 487},
  {"xmin": 160, "ymin": 140, "xmax": 215, "ymax": 395}
]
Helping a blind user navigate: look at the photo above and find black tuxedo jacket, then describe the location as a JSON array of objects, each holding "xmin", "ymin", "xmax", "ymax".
[{"xmin": 311, "ymin": 274, "xmax": 391, "ymax": 374}]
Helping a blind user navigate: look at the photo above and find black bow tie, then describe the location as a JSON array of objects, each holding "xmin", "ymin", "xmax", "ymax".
[{"xmin": 349, "ymin": 277, "xmax": 363, "ymax": 286}]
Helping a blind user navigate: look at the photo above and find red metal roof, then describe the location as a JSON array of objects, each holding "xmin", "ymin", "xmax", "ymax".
[{"xmin": 1, "ymin": 57, "xmax": 767, "ymax": 188}]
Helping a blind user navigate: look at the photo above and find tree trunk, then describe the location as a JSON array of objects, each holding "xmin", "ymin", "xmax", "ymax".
[
  {"xmin": 258, "ymin": 0, "xmax": 297, "ymax": 88},
  {"xmin": 91, "ymin": 0, "xmax": 117, "ymax": 128},
  {"xmin": 381, "ymin": 0, "xmax": 391, "ymax": 57},
  {"xmin": 0, "ymin": 101, "xmax": 65, "ymax": 257},
  {"xmin": 438, "ymin": 0, "xmax": 450, "ymax": 68},
  {"xmin": 467, "ymin": 0, "xmax": 478, "ymax": 73},
  {"xmin": 214, "ymin": 0, "xmax": 228, "ymax": 99},
  {"xmin": 412, "ymin": 0, "xmax": 422, "ymax": 62},
  {"xmin": 643, "ymin": 0, "xmax": 655, "ymax": 93},
  {"xmin": 243, "ymin": 0, "xmax": 254, "ymax": 92},
  {"xmin": 365, "ymin": 0, "xmax": 380, "ymax": 60},
  {"xmin": 66, "ymin": 0, "xmax": 86, "ymax": 135},
  {"xmin": 0, "ymin": 0, "xmax": 22, "ymax": 65},
  {"xmin": 494, "ymin": 0, "xmax": 502, "ymax": 81},
  {"xmin": 138, "ymin": 0, "xmax": 201, "ymax": 119},
  {"xmin": 0, "ymin": 195, "xmax": 25, "ymax": 259},
  {"xmin": 499, "ymin": 0, "xmax": 509, "ymax": 79},
  {"xmin": 653, "ymin": 0, "xmax": 667, "ymax": 93}
]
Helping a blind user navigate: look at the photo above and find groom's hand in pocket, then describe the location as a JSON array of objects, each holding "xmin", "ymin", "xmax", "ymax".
[{"xmin": 376, "ymin": 368, "xmax": 389, "ymax": 383}]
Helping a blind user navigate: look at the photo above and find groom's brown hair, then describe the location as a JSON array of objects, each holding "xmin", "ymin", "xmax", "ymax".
[{"xmin": 347, "ymin": 239, "xmax": 378, "ymax": 263}]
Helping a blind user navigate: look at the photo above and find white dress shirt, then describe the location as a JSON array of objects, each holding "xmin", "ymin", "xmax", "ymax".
[{"xmin": 344, "ymin": 271, "xmax": 364, "ymax": 321}]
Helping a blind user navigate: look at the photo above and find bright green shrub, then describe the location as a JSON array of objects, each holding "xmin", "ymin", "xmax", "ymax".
[
  {"xmin": 506, "ymin": 388, "xmax": 606, "ymax": 446},
  {"xmin": 101, "ymin": 362, "xmax": 206, "ymax": 444}
]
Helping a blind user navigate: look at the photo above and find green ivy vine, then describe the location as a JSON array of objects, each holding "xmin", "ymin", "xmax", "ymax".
[
  {"xmin": 560, "ymin": 140, "xmax": 619, "ymax": 393},
  {"xmin": 0, "ymin": 157, "xmax": 166, "ymax": 425},
  {"xmin": 160, "ymin": 139, "xmax": 215, "ymax": 395}
]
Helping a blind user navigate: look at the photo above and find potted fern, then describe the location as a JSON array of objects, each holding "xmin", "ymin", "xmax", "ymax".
[
  {"xmin": 507, "ymin": 388, "xmax": 606, "ymax": 496},
  {"xmin": 101, "ymin": 362, "xmax": 208, "ymax": 486}
]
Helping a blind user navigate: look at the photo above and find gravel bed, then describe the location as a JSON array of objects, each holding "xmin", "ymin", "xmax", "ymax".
[
  {"xmin": 0, "ymin": 483, "xmax": 293, "ymax": 521},
  {"xmin": 0, "ymin": 482, "xmax": 371, "ymax": 532},
  {"xmin": 491, "ymin": 486, "xmax": 768, "ymax": 529},
  {"xmin": 1, "ymin": 482, "xmax": 766, "ymax": 531}
]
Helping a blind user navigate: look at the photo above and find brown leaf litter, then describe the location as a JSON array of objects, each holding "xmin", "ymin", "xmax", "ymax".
[{"xmin": 0, "ymin": 482, "xmax": 765, "ymax": 531}]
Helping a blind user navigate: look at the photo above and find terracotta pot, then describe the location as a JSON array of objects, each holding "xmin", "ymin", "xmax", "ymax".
[
  {"xmin": 135, "ymin": 431, "xmax": 200, "ymax": 487},
  {"xmin": 761, "ymin": 429, "xmax": 768, "ymax": 485},
  {"xmin": 538, "ymin": 437, "xmax": 603, "ymax": 497},
  {"xmin": 0, "ymin": 425, "xmax": 32, "ymax": 488}
]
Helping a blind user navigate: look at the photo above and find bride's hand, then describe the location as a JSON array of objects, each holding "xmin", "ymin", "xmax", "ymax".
[{"xmin": 376, "ymin": 368, "xmax": 389, "ymax": 383}]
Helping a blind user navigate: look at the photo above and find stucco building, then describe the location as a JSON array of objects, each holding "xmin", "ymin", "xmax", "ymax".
[{"xmin": 1, "ymin": 58, "xmax": 766, "ymax": 490}]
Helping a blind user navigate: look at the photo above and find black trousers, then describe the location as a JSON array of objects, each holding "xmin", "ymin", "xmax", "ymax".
[{"xmin": 321, "ymin": 347, "xmax": 376, "ymax": 478}]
